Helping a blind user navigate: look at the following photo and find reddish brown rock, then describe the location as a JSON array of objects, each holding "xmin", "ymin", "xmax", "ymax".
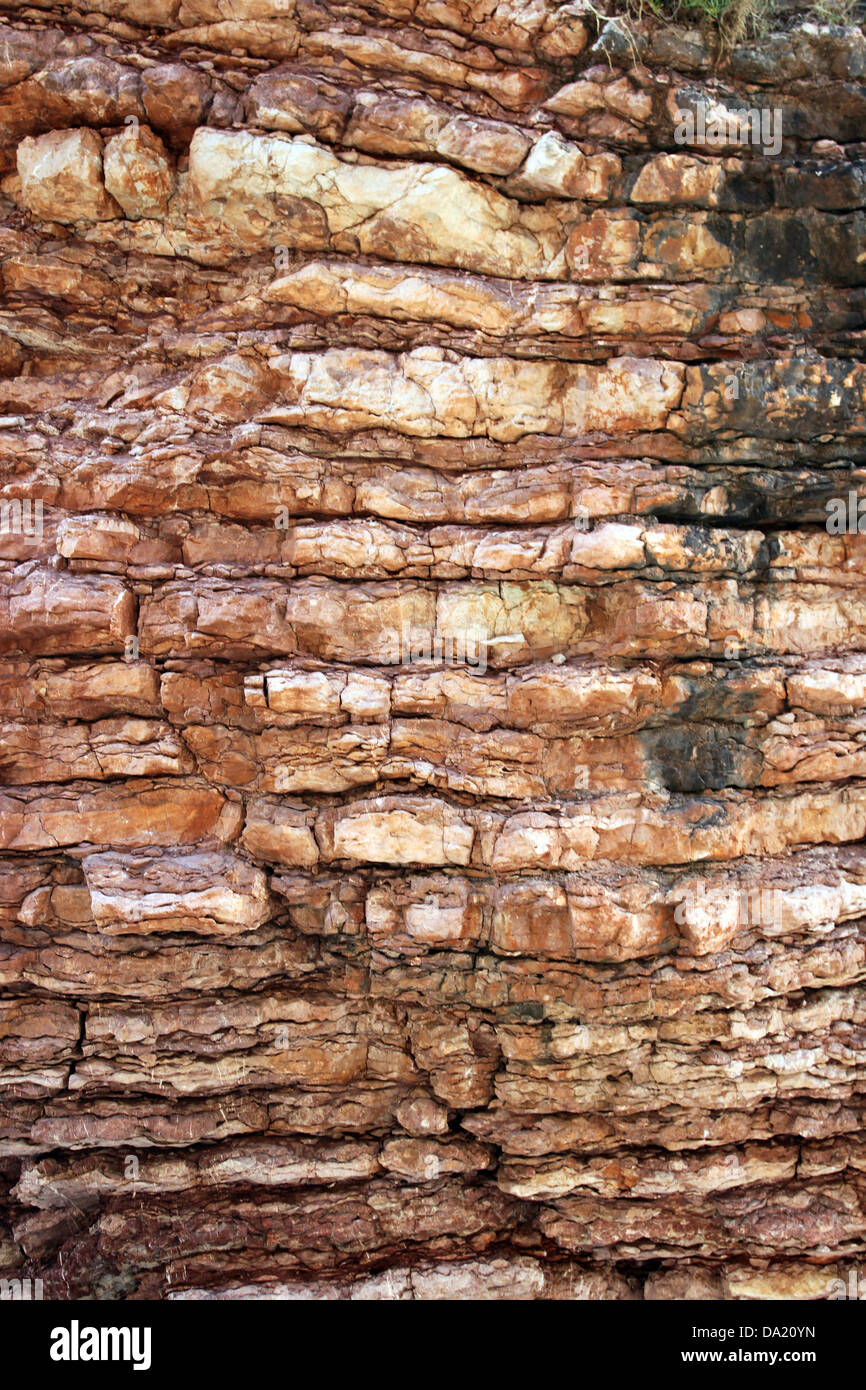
[{"xmin": 0, "ymin": 0, "xmax": 864, "ymax": 1306}]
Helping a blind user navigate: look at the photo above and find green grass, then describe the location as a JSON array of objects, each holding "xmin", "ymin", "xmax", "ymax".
[
  {"xmin": 657, "ymin": 0, "xmax": 741, "ymax": 16},
  {"xmin": 620, "ymin": 0, "xmax": 862, "ymax": 40}
]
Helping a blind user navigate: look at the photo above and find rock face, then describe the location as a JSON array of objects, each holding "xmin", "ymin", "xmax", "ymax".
[{"xmin": 0, "ymin": 0, "xmax": 865, "ymax": 1301}]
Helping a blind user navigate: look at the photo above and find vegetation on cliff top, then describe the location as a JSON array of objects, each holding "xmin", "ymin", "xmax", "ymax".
[{"xmin": 616, "ymin": 0, "xmax": 862, "ymax": 45}]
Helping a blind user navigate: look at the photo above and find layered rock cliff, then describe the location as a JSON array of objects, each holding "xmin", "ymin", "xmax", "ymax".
[{"xmin": 1, "ymin": 0, "xmax": 865, "ymax": 1300}]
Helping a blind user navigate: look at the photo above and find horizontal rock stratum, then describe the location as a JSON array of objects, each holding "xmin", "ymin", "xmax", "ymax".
[{"xmin": 0, "ymin": 0, "xmax": 865, "ymax": 1303}]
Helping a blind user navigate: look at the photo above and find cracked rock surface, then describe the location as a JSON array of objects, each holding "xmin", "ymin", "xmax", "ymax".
[{"xmin": 0, "ymin": 0, "xmax": 865, "ymax": 1300}]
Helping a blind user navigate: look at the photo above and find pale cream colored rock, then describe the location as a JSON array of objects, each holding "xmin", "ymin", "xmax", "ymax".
[
  {"xmin": 787, "ymin": 668, "xmax": 866, "ymax": 714},
  {"xmin": 518, "ymin": 131, "xmax": 620, "ymax": 200},
  {"xmin": 380, "ymin": 1135, "xmax": 492, "ymax": 1180},
  {"xmin": 14, "ymin": 1137, "xmax": 379, "ymax": 1207},
  {"xmin": 188, "ymin": 128, "xmax": 569, "ymax": 279},
  {"xmin": 265, "ymin": 348, "xmax": 683, "ymax": 441},
  {"xmin": 0, "ymin": 569, "xmax": 135, "ymax": 656},
  {"xmin": 82, "ymin": 850, "xmax": 272, "ymax": 935},
  {"xmin": 490, "ymin": 875, "xmax": 670, "ymax": 960},
  {"xmin": 488, "ymin": 783, "xmax": 866, "ymax": 872},
  {"xmin": 265, "ymin": 259, "xmax": 695, "ymax": 341},
  {"xmin": 538, "ymin": 4, "xmax": 591, "ymax": 59},
  {"xmin": 241, "ymin": 803, "xmax": 319, "ymax": 867},
  {"xmin": 365, "ymin": 874, "xmax": 480, "ymax": 948},
  {"xmin": 403, "ymin": 896, "xmax": 473, "ymax": 941},
  {"xmin": 341, "ymin": 90, "xmax": 532, "ymax": 174},
  {"xmin": 255, "ymin": 668, "xmax": 391, "ymax": 723},
  {"xmin": 434, "ymin": 113, "xmax": 530, "ymax": 175},
  {"xmin": 569, "ymin": 523, "xmax": 646, "ymax": 570},
  {"xmin": 545, "ymin": 76, "xmax": 653, "ymax": 124},
  {"xmin": 669, "ymin": 866, "xmax": 866, "ymax": 955},
  {"xmin": 178, "ymin": 1, "xmax": 290, "ymax": 20},
  {"xmin": 329, "ymin": 800, "xmax": 474, "ymax": 867},
  {"xmin": 504, "ymin": 664, "xmax": 663, "ymax": 733},
  {"xmin": 103, "ymin": 124, "xmax": 176, "ymax": 219},
  {"xmin": 170, "ymin": 1257, "xmax": 635, "ymax": 1301},
  {"xmin": 56, "ymin": 515, "xmax": 141, "ymax": 562},
  {"xmin": 17, "ymin": 129, "xmax": 119, "ymax": 224},
  {"xmin": 631, "ymin": 153, "xmax": 726, "ymax": 205},
  {"xmin": 435, "ymin": 581, "xmax": 588, "ymax": 666},
  {"xmin": 0, "ymin": 718, "xmax": 191, "ymax": 783},
  {"xmin": 0, "ymin": 661, "xmax": 161, "ymax": 720},
  {"xmin": 717, "ymin": 308, "xmax": 768, "ymax": 334},
  {"xmin": 266, "ymin": 261, "xmax": 518, "ymax": 334},
  {"xmin": 499, "ymin": 1141, "xmax": 798, "ymax": 1200},
  {"xmin": 644, "ymin": 1267, "xmax": 726, "ymax": 1300},
  {"xmin": 726, "ymin": 1264, "xmax": 857, "ymax": 1300}
]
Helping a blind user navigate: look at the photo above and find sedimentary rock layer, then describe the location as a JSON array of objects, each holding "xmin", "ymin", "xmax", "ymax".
[{"xmin": 0, "ymin": 0, "xmax": 865, "ymax": 1300}]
